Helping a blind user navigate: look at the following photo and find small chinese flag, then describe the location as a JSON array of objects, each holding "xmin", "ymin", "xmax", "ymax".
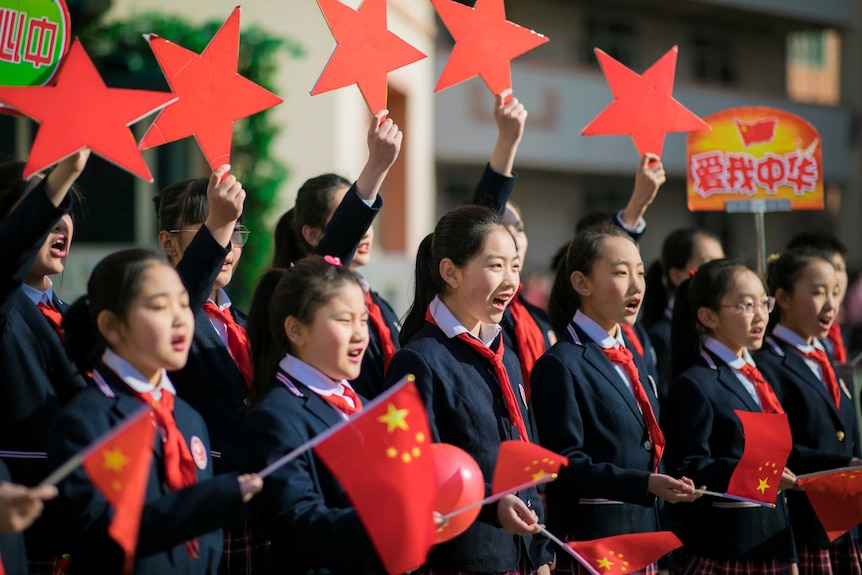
[
  {"xmin": 725, "ymin": 410, "xmax": 792, "ymax": 505},
  {"xmin": 81, "ymin": 407, "xmax": 155, "ymax": 573},
  {"xmin": 567, "ymin": 531, "xmax": 683, "ymax": 575},
  {"xmin": 798, "ymin": 468, "xmax": 862, "ymax": 541},
  {"xmin": 735, "ymin": 118, "xmax": 778, "ymax": 148},
  {"xmin": 491, "ymin": 440, "xmax": 568, "ymax": 495},
  {"xmin": 313, "ymin": 377, "xmax": 437, "ymax": 574}
]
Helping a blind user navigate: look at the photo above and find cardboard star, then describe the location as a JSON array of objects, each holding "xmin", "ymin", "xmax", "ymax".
[
  {"xmin": 581, "ymin": 46, "xmax": 711, "ymax": 158},
  {"xmin": 139, "ymin": 7, "xmax": 284, "ymax": 170},
  {"xmin": 311, "ymin": 0, "xmax": 427, "ymax": 114},
  {"xmin": 0, "ymin": 39, "xmax": 175, "ymax": 181},
  {"xmin": 433, "ymin": 0, "xmax": 548, "ymax": 96}
]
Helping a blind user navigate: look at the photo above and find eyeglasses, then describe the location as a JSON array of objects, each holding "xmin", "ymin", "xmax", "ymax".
[
  {"xmin": 718, "ymin": 297, "xmax": 775, "ymax": 316},
  {"xmin": 170, "ymin": 225, "xmax": 250, "ymax": 247}
]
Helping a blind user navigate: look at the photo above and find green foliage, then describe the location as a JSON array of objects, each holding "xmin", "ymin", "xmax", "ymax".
[{"xmin": 79, "ymin": 12, "xmax": 304, "ymax": 309}]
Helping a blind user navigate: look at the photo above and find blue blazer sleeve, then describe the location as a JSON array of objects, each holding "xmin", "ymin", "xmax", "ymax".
[
  {"xmin": 174, "ymin": 225, "xmax": 230, "ymax": 313},
  {"xmin": 471, "ymin": 163, "xmax": 516, "ymax": 214},
  {"xmin": 314, "ymin": 184, "xmax": 382, "ymax": 267}
]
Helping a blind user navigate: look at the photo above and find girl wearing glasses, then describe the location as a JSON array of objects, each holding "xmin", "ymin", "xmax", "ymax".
[
  {"xmin": 153, "ymin": 165, "xmax": 260, "ymax": 573},
  {"xmin": 664, "ymin": 259, "xmax": 797, "ymax": 573},
  {"xmin": 755, "ymin": 249, "xmax": 862, "ymax": 575}
]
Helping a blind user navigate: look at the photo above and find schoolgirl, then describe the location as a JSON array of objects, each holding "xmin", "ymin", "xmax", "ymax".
[
  {"xmin": 385, "ymin": 205, "xmax": 552, "ymax": 575},
  {"xmin": 755, "ymin": 249, "xmax": 862, "ymax": 574},
  {"xmin": 242, "ymin": 256, "xmax": 383, "ymax": 574},
  {"xmin": 664, "ymin": 259, "xmax": 797, "ymax": 573},
  {"xmin": 530, "ymin": 224, "xmax": 698, "ymax": 575},
  {"xmin": 47, "ymin": 249, "xmax": 261, "ymax": 574}
]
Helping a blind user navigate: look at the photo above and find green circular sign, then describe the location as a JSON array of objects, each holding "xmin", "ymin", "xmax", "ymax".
[{"xmin": 0, "ymin": 0, "xmax": 70, "ymax": 87}]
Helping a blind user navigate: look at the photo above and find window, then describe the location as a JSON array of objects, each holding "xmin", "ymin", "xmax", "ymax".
[
  {"xmin": 690, "ymin": 31, "xmax": 735, "ymax": 85},
  {"xmin": 583, "ymin": 14, "xmax": 636, "ymax": 69}
]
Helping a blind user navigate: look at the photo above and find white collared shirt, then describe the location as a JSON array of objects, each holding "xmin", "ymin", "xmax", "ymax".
[
  {"xmin": 772, "ymin": 324, "xmax": 828, "ymax": 388},
  {"xmin": 21, "ymin": 278, "xmax": 55, "ymax": 307},
  {"xmin": 279, "ymin": 354, "xmax": 357, "ymax": 419},
  {"xmin": 429, "ymin": 295, "xmax": 502, "ymax": 348},
  {"xmin": 573, "ymin": 310, "xmax": 633, "ymax": 394},
  {"xmin": 206, "ymin": 288, "xmax": 233, "ymax": 347},
  {"xmin": 704, "ymin": 337, "xmax": 761, "ymax": 408},
  {"xmin": 101, "ymin": 348, "xmax": 176, "ymax": 401}
]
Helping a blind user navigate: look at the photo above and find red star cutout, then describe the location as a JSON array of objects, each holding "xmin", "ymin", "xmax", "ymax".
[
  {"xmin": 311, "ymin": 0, "xmax": 427, "ymax": 114},
  {"xmin": 433, "ymin": 0, "xmax": 548, "ymax": 96},
  {"xmin": 139, "ymin": 7, "xmax": 284, "ymax": 171},
  {"xmin": 581, "ymin": 46, "xmax": 711, "ymax": 158},
  {"xmin": 0, "ymin": 39, "xmax": 175, "ymax": 181}
]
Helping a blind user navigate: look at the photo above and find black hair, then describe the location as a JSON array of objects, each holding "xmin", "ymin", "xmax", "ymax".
[
  {"xmin": 246, "ymin": 256, "xmax": 364, "ymax": 406},
  {"xmin": 765, "ymin": 248, "xmax": 835, "ymax": 332},
  {"xmin": 575, "ymin": 211, "xmax": 616, "ymax": 235},
  {"xmin": 400, "ymin": 205, "xmax": 511, "ymax": 346},
  {"xmin": 642, "ymin": 228, "xmax": 721, "ymax": 329},
  {"xmin": 0, "ymin": 155, "xmax": 83, "ymax": 222},
  {"xmin": 670, "ymin": 259, "xmax": 762, "ymax": 378},
  {"xmin": 63, "ymin": 249, "xmax": 166, "ymax": 374},
  {"xmin": 547, "ymin": 224, "xmax": 636, "ymax": 336},
  {"xmin": 271, "ymin": 173, "xmax": 352, "ymax": 268},
  {"xmin": 152, "ymin": 178, "xmax": 209, "ymax": 232},
  {"xmin": 787, "ymin": 231, "xmax": 847, "ymax": 258}
]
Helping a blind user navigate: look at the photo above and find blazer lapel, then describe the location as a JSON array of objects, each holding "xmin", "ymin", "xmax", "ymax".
[
  {"xmin": 281, "ymin": 373, "xmax": 346, "ymax": 429},
  {"xmin": 781, "ymin": 345, "xmax": 841, "ymax": 418},
  {"xmin": 716, "ymin": 366, "xmax": 761, "ymax": 412},
  {"xmin": 580, "ymin": 339, "xmax": 645, "ymax": 428}
]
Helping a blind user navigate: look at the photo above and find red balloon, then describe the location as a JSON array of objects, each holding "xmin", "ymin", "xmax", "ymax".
[{"xmin": 430, "ymin": 442, "xmax": 485, "ymax": 543}]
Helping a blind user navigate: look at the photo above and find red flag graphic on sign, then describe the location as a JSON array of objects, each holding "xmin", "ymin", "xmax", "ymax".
[
  {"xmin": 313, "ymin": 377, "xmax": 437, "ymax": 574},
  {"xmin": 81, "ymin": 408, "xmax": 155, "ymax": 573},
  {"xmin": 735, "ymin": 117, "xmax": 778, "ymax": 148},
  {"xmin": 567, "ymin": 531, "xmax": 683, "ymax": 575},
  {"xmin": 725, "ymin": 410, "xmax": 792, "ymax": 505},
  {"xmin": 798, "ymin": 468, "xmax": 862, "ymax": 541},
  {"xmin": 491, "ymin": 440, "xmax": 568, "ymax": 495}
]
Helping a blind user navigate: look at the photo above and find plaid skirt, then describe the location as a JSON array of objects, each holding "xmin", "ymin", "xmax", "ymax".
[
  {"xmin": 679, "ymin": 556, "xmax": 794, "ymax": 574},
  {"xmin": 221, "ymin": 520, "xmax": 270, "ymax": 575},
  {"xmin": 554, "ymin": 555, "xmax": 657, "ymax": 575},
  {"xmin": 27, "ymin": 554, "xmax": 71, "ymax": 575},
  {"xmin": 798, "ymin": 538, "xmax": 862, "ymax": 575},
  {"xmin": 418, "ymin": 552, "xmax": 539, "ymax": 575}
]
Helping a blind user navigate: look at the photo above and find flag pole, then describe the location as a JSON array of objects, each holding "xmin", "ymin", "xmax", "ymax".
[
  {"xmin": 439, "ymin": 474, "xmax": 557, "ymax": 522},
  {"xmin": 796, "ymin": 466, "xmax": 858, "ymax": 481},
  {"xmin": 694, "ymin": 489, "xmax": 776, "ymax": 508},
  {"xmin": 536, "ymin": 525, "xmax": 601, "ymax": 575}
]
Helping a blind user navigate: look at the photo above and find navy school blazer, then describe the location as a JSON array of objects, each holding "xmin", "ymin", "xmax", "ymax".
[
  {"xmin": 0, "ymin": 183, "xmax": 88, "ymax": 558},
  {"xmin": 385, "ymin": 323, "xmax": 553, "ymax": 573},
  {"xmin": 530, "ymin": 321, "xmax": 660, "ymax": 541},
  {"xmin": 46, "ymin": 365, "xmax": 247, "ymax": 574},
  {"xmin": 171, "ymin": 226, "xmax": 248, "ymax": 476},
  {"xmin": 663, "ymin": 349, "xmax": 797, "ymax": 562},
  {"xmin": 756, "ymin": 336, "xmax": 861, "ymax": 547},
  {"xmin": 314, "ymin": 185, "xmax": 399, "ymax": 401},
  {"xmin": 242, "ymin": 375, "xmax": 382, "ymax": 575}
]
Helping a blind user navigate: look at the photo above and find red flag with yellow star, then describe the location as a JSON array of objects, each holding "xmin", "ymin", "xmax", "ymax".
[
  {"xmin": 81, "ymin": 407, "xmax": 155, "ymax": 573},
  {"xmin": 798, "ymin": 468, "xmax": 862, "ymax": 541},
  {"xmin": 725, "ymin": 410, "xmax": 792, "ymax": 505},
  {"xmin": 313, "ymin": 376, "xmax": 437, "ymax": 574},
  {"xmin": 567, "ymin": 531, "xmax": 683, "ymax": 575},
  {"xmin": 491, "ymin": 440, "xmax": 568, "ymax": 494}
]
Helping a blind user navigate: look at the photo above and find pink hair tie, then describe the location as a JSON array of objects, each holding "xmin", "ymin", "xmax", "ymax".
[
  {"xmin": 688, "ymin": 268, "xmax": 698, "ymax": 278},
  {"xmin": 323, "ymin": 255, "xmax": 342, "ymax": 267}
]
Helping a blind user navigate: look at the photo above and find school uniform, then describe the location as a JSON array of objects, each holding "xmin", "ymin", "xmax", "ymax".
[
  {"xmin": 756, "ymin": 327, "xmax": 861, "ymax": 571},
  {"xmin": 0, "ymin": 458, "xmax": 28, "ymax": 575},
  {"xmin": 242, "ymin": 355, "xmax": 383, "ymax": 575},
  {"xmin": 385, "ymin": 297, "xmax": 552, "ymax": 574},
  {"xmin": 663, "ymin": 338, "xmax": 796, "ymax": 569},
  {"xmin": 646, "ymin": 307, "xmax": 672, "ymax": 399},
  {"xmin": 530, "ymin": 312, "xmax": 661, "ymax": 574},
  {"xmin": 46, "ymin": 351, "xmax": 248, "ymax": 575},
  {"xmin": 0, "ymin": 182, "xmax": 87, "ymax": 566}
]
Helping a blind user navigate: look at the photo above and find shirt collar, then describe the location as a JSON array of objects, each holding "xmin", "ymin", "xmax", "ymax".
[
  {"xmin": 429, "ymin": 295, "xmax": 501, "ymax": 347},
  {"xmin": 573, "ymin": 309, "xmax": 625, "ymax": 350},
  {"xmin": 209, "ymin": 288, "xmax": 232, "ymax": 311},
  {"xmin": 772, "ymin": 324, "xmax": 822, "ymax": 353},
  {"xmin": 279, "ymin": 354, "xmax": 354, "ymax": 397},
  {"xmin": 704, "ymin": 337, "xmax": 756, "ymax": 369},
  {"xmin": 101, "ymin": 348, "xmax": 176, "ymax": 399},
  {"xmin": 21, "ymin": 278, "xmax": 54, "ymax": 306}
]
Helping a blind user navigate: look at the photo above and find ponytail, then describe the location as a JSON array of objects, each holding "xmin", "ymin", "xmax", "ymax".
[
  {"xmin": 63, "ymin": 296, "xmax": 100, "ymax": 374},
  {"xmin": 272, "ymin": 208, "xmax": 304, "ymax": 268},
  {"xmin": 641, "ymin": 260, "xmax": 667, "ymax": 329},
  {"xmin": 400, "ymin": 233, "xmax": 440, "ymax": 346},
  {"xmin": 247, "ymin": 268, "xmax": 289, "ymax": 406}
]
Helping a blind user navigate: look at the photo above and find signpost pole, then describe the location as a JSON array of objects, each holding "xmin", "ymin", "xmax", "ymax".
[
  {"xmin": 725, "ymin": 199, "xmax": 790, "ymax": 276},
  {"xmin": 754, "ymin": 210, "xmax": 767, "ymax": 276}
]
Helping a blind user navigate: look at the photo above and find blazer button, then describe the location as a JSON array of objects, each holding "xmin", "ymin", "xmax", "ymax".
[
  {"xmin": 643, "ymin": 440, "xmax": 653, "ymax": 451},
  {"xmin": 837, "ymin": 431, "xmax": 846, "ymax": 441}
]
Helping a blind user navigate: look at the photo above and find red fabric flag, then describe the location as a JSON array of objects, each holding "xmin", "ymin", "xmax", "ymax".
[
  {"xmin": 567, "ymin": 531, "xmax": 683, "ymax": 575},
  {"xmin": 313, "ymin": 378, "xmax": 437, "ymax": 574},
  {"xmin": 798, "ymin": 468, "xmax": 862, "ymax": 541},
  {"xmin": 81, "ymin": 407, "xmax": 155, "ymax": 573},
  {"xmin": 735, "ymin": 117, "xmax": 778, "ymax": 147},
  {"xmin": 725, "ymin": 410, "xmax": 792, "ymax": 505},
  {"xmin": 491, "ymin": 440, "xmax": 568, "ymax": 495}
]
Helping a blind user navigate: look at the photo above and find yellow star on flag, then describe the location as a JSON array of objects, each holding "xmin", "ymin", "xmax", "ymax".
[
  {"xmin": 531, "ymin": 469, "xmax": 547, "ymax": 481},
  {"xmin": 378, "ymin": 403, "xmax": 409, "ymax": 433},
  {"xmin": 757, "ymin": 478, "xmax": 770, "ymax": 494},
  {"xmin": 103, "ymin": 447, "xmax": 129, "ymax": 472},
  {"xmin": 597, "ymin": 556, "xmax": 614, "ymax": 569}
]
